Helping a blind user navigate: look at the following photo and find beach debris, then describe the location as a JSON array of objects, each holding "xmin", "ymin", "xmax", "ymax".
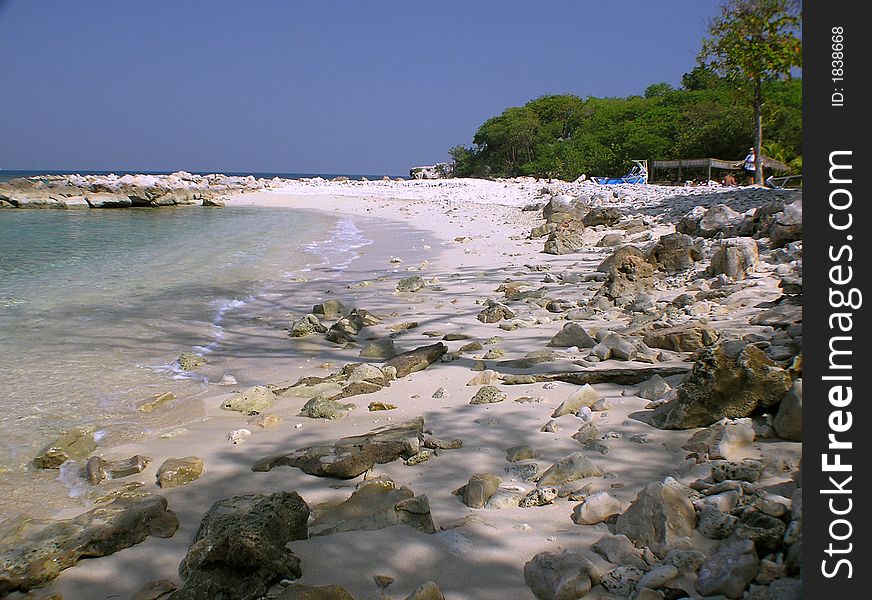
[
  {"xmin": 431, "ymin": 387, "xmax": 448, "ymax": 398},
  {"xmin": 252, "ymin": 417, "xmax": 424, "ymax": 479},
  {"xmin": 85, "ymin": 454, "xmax": 151, "ymax": 485},
  {"xmin": 227, "ymin": 428, "xmax": 252, "ymax": 444},
  {"xmin": 156, "ymin": 456, "xmax": 204, "ymax": 489},
  {"xmin": 174, "ymin": 492, "xmax": 309, "ymax": 600},
  {"xmin": 221, "ymin": 385, "xmax": 277, "ymax": 414},
  {"xmin": 310, "ymin": 481, "xmax": 435, "ymax": 536},
  {"xmin": 0, "ymin": 495, "xmax": 178, "ymax": 595},
  {"xmin": 137, "ymin": 391, "xmax": 175, "ymax": 413},
  {"xmin": 33, "ymin": 425, "xmax": 97, "ymax": 469}
]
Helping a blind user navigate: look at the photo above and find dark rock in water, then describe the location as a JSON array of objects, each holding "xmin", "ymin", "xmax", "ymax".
[
  {"xmin": 252, "ymin": 417, "xmax": 424, "ymax": 479},
  {"xmin": 156, "ymin": 456, "xmax": 204, "ymax": 489},
  {"xmin": 86, "ymin": 454, "xmax": 151, "ymax": 485},
  {"xmin": 33, "ymin": 426, "xmax": 97, "ymax": 469},
  {"xmin": 651, "ymin": 342, "xmax": 792, "ymax": 429},
  {"xmin": 648, "ymin": 232, "xmax": 703, "ymax": 273},
  {"xmin": 643, "ymin": 322, "xmax": 719, "ymax": 352},
  {"xmin": 582, "ymin": 207, "xmax": 621, "ymax": 227},
  {"xmin": 310, "ymin": 482, "xmax": 435, "ymax": 536},
  {"xmin": 383, "ymin": 342, "xmax": 447, "ymax": 378},
  {"xmin": 0, "ymin": 495, "xmax": 178, "ymax": 595},
  {"xmin": 174, "ymin": 492, "xmax": 309, "ymax": 600}
]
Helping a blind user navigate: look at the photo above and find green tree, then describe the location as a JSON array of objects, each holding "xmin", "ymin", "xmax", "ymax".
[{"xmin": 700, "ymin": 0, "xmax": 801, "ymax": 184}]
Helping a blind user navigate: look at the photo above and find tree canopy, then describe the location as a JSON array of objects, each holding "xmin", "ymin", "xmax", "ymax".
[{"xmin": 449, "ymin": 66, "xmax": 801, "ymax": 181}]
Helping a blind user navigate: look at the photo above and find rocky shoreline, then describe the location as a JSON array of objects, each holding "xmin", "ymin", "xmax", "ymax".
[{"xmin": 0, "ymin": 178, "xmax": 802, "ymax": 600}]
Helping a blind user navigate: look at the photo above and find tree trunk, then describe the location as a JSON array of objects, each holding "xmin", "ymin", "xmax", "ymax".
[{"xmin": 754, "ymin": 77, "xmax": 763, "ymax": 185}]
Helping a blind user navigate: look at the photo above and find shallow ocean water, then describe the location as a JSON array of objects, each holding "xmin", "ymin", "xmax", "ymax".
[{"xmin": 0, "ymin": 205, "xmax": 362, "ymax": 469}]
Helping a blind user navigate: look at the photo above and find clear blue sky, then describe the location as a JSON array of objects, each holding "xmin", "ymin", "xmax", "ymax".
[{"xmin": 1, "ymin": 1, "xmax": 722, "ymax": 175}]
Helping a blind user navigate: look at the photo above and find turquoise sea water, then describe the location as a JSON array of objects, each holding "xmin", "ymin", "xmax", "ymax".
[{"xmin": 0, "ymin": 206, "xmax": 350, "ymax": 469}]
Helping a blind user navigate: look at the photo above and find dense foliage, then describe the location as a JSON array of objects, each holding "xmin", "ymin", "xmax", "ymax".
[{"xmin": 449, "ymin": 65, "xmax": 801, "ymax": 181}]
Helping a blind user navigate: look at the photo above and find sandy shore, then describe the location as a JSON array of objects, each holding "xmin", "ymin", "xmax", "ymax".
[{"xmin": 7, "ymin": 178, "xmax": 802, "ymax": 600}]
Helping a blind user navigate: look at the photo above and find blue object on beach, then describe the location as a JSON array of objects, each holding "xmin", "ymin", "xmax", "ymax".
[{"xmin": 594, "ymin": 160, "xmax": 648, "ymax": 185}]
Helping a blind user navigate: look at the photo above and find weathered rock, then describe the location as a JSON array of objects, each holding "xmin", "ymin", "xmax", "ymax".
[
  {"xmin": 544, "ymin": 226, "xmax": 585, "ymax": 255},
  {"xmin": 312, "ymin": 300, "xmax": 345, "ymax": 318},
  {"xmin": 769, "ymin": 199, "xmax": 802, "ymax": 248},
  {"xmin": 477, "ymin": 300, "xmax": 516, "ymax": 323},
  {"xmin": 156, "ymin": 457, "xmax": 204, "ymax": 489},
  {"xmin": 596, "ymin": 232, "xmax": 625, "ymax": 247},
  {"xmin": 247, "ymin": 414, "xmax": 283, "ymax": 429},
  {"xmin": 615, "ymin": 480, "xmax": 696, "ymax": 556},
  {"xmin": 325, "ymin": 308, "xmax": 380, "ymax": 344},
  {"xmin": 368, "ymin": 401, "xmax": 397, "ymax": 411},
  {"xmin": 524, "ymin": 549, "xmax": 602, "ymax": 600},
  {"xmin": 711, "ymin": 237, "xmax": 759, "ymax": 280},
  {"xmin": 519, "ymin": 487, "xmax": 559, "ymax": 508},
  {"xmin": 773, "ymin": 379, "xmax": 802, "ymax": 441},
  {"xmin": 543, "ymin": 194, "xmax": 587, "ymax": 223},
  {"xmin": 299, "ymin": 396, "xmax": 355, "ymax": 420},
  {"xmin": 85, "ymin": 455, "xmax": 151, "ymax": 485},
  {"xmin": 591, "ymin": 534, "xmax": 648, "ymax": 570},
  {"xmin": 221, "ymin": 385, "xmax": 276, "ymax": 414},
  {"xmin": 636, "ymin": 374, "xmax": 671, "ymax": 401},
  {"xmin": 551, "ymin": 384, "xmax": 600, "ymax": 418},
  {"xmin": 455, "ymin": 473, "xmax": 502, "ymax": 509},
  {"xmin": 33, "ymin": 426, "xmax": 97, "ymax": 469},
  {"xmin": 602, "ymin": 332, "xmax": 637, "ymax": 361},
  {"xmin": 571, "ymin": 422, "xmax": 599, "ymax": 445},
  {"xmin": 86, "ymin": 192, "xmax": 133, "ymax": 208},
  {"xmin": 650, "ymin": 342, "xmax": 792, "ymax": 429},
  {"xmin": 678, "ymin": 203, "xmax": 743, "ymax": 238},
  {"xmin": 404, "ymin": 581, "xmax": 446, "ymax": 600},
  {"xmin": 383, "ymin": 343, "xmax": 447, "ymax": 377},
  {"xmin": 279, "ymin": 362, "xmax": 392, "ymax": 402},
  {"xmin": 601, "ymin": 564, "xmax": 644, "ymax": 597},
  {"xmin": 697, "ymin": 506, "xmax": 738, "ymax": 539},
  {"xmin": 252, "ymin": 417, "xmax": 423, "ymax": 479},
  {"xmin": 360, "ymin": 338, "xmax": 397, "ymax": 360},
  {"xmin": 397, "ymin": 276, "xmax": 425, "ymax": 293},
  {"xmin": 682, "ymin": 418, "xmax": 756, "ymax": 461},
  {"xmin": 506, "ymin": 445, "xmax": 539, "ymax": 462},
  {"xmin": 712, "ymin": 459, "xmax": 764, "ymax": 483},
  {"xmin": 290, "ymin": 314, "xmax": 328, "ymax": 337},
  {"xmin": 174, "ymin": 492, "xmax": 309, "ymax": 600},
  {"xmin": 0, "ymin": 495, "xmax": 178, "ymax": 595},
  {"xmin": 178, "ymin": 351, "xmax": 206, "ymax": 371},
  {"xmin": 571, "ymin": 492, "xmax": 625, "ymax": 525},
  {"xmin": 469, "ymin": 385, "xmax": 507, "ymax": 405},
  {"xmin": 547, "ymin": 323, "xmax": 597, "ymax": 348},
  {"xmin": 275, "ymin": 583, "xmax": 355, "ymax": 600},
  {"xmin": 582, "ymin": 207, "xmax": 621, "ymax": 227},
  {"xmin": 648, "ymin": 232, "xmax": 703, "ymax": 273},
  {"xmin": 310, "ymin": 482, "xmax": 435, "ymax": 536},
  {"xmin": 597, "ymin": 245, "xmax": 646, "ymax": 273},
  {"xmin": 695, "ymin": 538, "xmax": 759, "ymax": 599},
  {"xmin": 132, "ymin": 579, "xmax": 178, "ymax": 600},
  {"xmin": 598, "ymin": 249, "xmax": 655, "ymax": 303},
  {"xmin": 466, "ymin": 369, "xmax": 502, "ymax": 386},
  {"xmin": 538, "ymin": 452, "xmax": 602, "ymax": 486},
  {"xmin": 643, "ymin": 322, "xmax": 719, "ymax": 352}
]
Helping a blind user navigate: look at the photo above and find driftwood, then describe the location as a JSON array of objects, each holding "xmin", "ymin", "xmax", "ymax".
[{"xmin": 501, "ymin": 365, "xmax": 691, "ymax": 386}]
